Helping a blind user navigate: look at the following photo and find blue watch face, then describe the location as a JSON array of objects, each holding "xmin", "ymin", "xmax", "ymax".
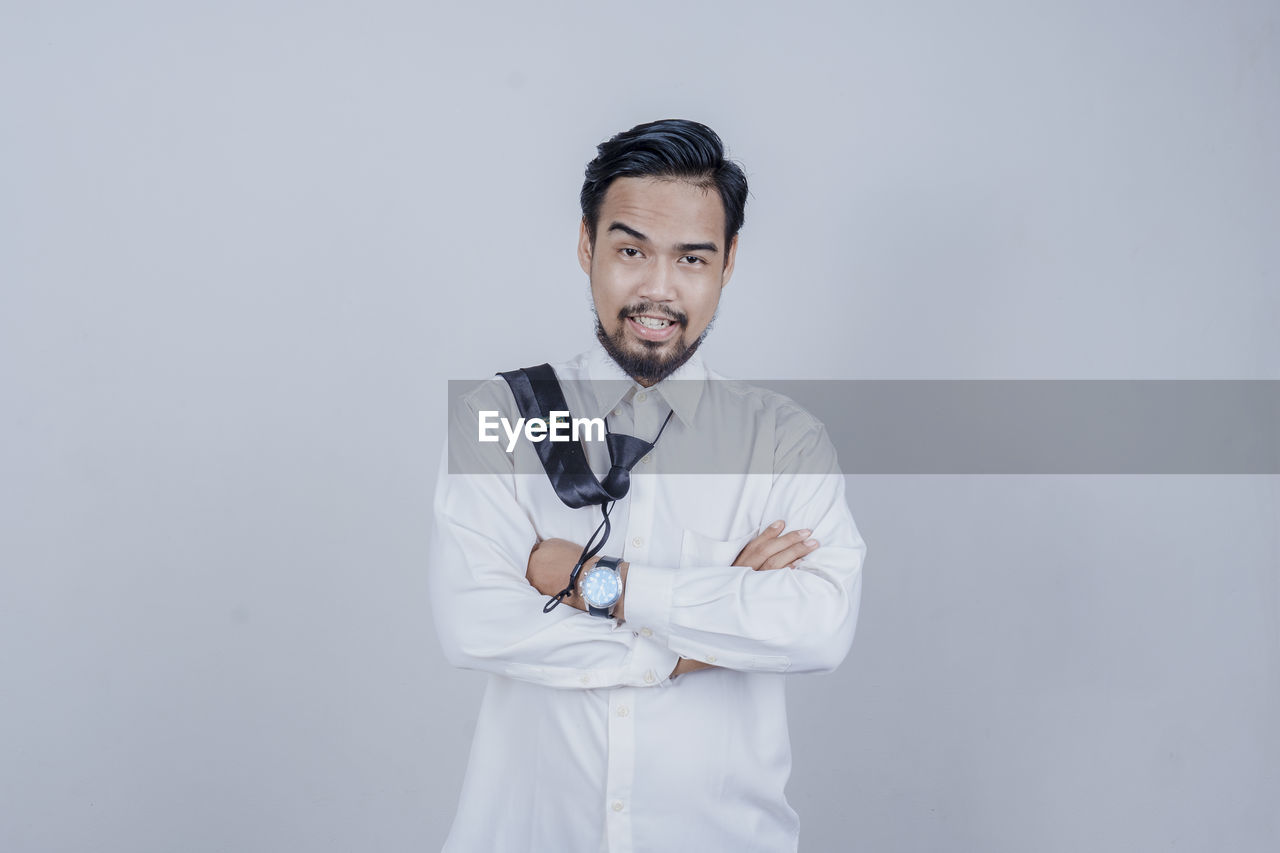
[{"xmin": 582, "ymin": 566, "xmax": 622, "ymax": 608}]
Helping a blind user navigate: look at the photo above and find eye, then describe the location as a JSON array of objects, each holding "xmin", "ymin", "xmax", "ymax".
[
  {"xmin": 681, "ymin": 255, "xmax": 706, "ymax": 265},
  {"xmin": 620, "ymin": 247, "xmax": 642, "ymax": 258}
]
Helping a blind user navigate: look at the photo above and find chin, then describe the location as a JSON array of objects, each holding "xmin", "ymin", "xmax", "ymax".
[{"xmin": 595, "ymin": 314, "xmax": 706, "ymax": 385}]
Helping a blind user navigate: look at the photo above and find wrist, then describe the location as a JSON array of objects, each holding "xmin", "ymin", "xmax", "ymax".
[
  {"xmin": 571, "ymin": 555, "xmax": 598, "ymax": 609},
  {"xmin": 671, "ymin": 657, "xmax": 717, "ymax": 679}
]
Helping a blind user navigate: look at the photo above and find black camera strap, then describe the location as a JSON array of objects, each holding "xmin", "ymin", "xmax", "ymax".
[{"xmin": 499, "ymin": 364, "xmax": 674, "ymax": 612}]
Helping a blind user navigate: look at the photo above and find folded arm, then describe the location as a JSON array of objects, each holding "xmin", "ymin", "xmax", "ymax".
[
  {"xmin": 427, "ymin": 386, "xmax": 680, "ymax": 689},
  {"xmin": 620, "ymin": 421, "xmax": 867, "ymax": 675},
  {"xmin": 525, "ymin": 525, "xmax": 830, "ymax": 678}
]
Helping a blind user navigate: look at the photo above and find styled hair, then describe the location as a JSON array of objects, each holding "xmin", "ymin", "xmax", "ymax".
[{"xmin": 580, "ymin": 119, "xmax": 748, "ymax": 253}]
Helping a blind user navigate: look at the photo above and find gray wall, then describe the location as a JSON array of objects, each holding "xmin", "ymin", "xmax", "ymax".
[{"xmin": 2, "ymin": 1, "xmax": 1277, "ymax": 851}]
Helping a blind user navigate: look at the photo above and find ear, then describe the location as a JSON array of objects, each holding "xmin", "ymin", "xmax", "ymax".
[
  {"xmin": 577, "ymin": 218, "xmax": 593, "ymax": 276},
  {"xmin": 719, "ymin": 233, "xmax": 739, "ymax": 290}
]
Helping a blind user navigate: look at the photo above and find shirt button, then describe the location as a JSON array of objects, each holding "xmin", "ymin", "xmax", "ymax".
[
  {"xmin": 636, "ymin": 392, "xmax": 648, "ymax": 403},
  {"xmin": 612, "ymin": 800, "xmax": 624, "ymax": 812},
  {"xmin": 580, "ymin": 674, "xmax": 591, "ymax": 685},
  {"xmin": 612, "ymin": 408, "xmax": 620, "ymax": 417},
  {"xmin": 706, "ymin": 655, "xmax": 717, "ymax": 664},
  {"xmin": 643, "ymin": 670, "xmax": 656, "ymax": 684},
  {"xmin": 616, "ymin": 705, "xmax": 630, "ymax": 717},
  {"xmin": 632, "ymin": 536, "xmax": 643, "ymax": 548},
  {"xmin": 642, "ymin": 455, "xmax": 652, "ymax": 465},
  {"xmin": 640, "ymin": 627, "xmax": 653, "ymax": 638}
]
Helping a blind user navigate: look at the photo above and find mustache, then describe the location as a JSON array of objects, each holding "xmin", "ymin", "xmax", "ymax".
[{"xmin": 618, "ymin": 303, "xmax": 688, "ymax": 327}]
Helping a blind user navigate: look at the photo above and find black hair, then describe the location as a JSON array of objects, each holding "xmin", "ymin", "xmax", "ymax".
[{"xmin": 580, "ymin": 119, "xmax": 748, "ymax": 254}]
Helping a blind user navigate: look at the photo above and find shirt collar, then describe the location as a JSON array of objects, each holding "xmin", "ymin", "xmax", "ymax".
[{"xmin": 584, "ymin": 338, "xmax": 708, "ymax": 428}]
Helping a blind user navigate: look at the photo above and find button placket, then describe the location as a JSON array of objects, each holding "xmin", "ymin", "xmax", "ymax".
[{"xmin": 604, "ymin": 685, "xmax": 636, "ymax": 850}]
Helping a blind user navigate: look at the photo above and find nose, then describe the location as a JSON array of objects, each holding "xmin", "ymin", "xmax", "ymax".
[{"xmin": 637, "ymin": 258, "xmax": 677, "ymax": 303}]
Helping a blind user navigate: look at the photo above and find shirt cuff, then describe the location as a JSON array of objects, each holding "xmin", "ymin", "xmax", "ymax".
[
  {"xmin": 621, "ymin": 562, "xmax": 676, "ymax": 643},
  {"xmin": 625, "ymin": 634, "xmax": 680, "ymax": 687}
]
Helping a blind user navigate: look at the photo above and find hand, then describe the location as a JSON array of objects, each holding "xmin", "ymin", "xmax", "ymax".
[
  {"xmin": 526, "ymin": 539, "xmax": 630, "ymax": 617},
  {"xmin": 733, "ymin": 520, "xmax": 820, "ymax": 571},
  {"xmin": 527, "ymin": 538, "xmax": 587, "ymax": 610}
]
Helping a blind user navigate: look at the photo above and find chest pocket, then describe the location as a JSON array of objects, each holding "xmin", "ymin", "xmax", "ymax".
[{"xmin": 679, "ymin": 527, "xmax": 757, "ymax": 569}]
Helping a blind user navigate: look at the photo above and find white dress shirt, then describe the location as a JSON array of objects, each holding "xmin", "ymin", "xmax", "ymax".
[{"xmin": 429, "ymin": 343, "xmax": 866, "ymax": 853}]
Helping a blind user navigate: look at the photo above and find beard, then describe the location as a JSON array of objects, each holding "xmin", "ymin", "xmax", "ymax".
[{"xmin": 594, "ymin": 302, "xmax": 715, "ymax": 386}]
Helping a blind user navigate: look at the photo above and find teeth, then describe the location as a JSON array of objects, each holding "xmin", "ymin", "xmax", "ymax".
[{"xmin": 634, "ymin": 316, "xmax": 671, "ymax": 329}]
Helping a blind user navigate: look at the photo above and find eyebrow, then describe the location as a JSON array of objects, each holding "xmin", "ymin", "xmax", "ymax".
[{"xmin": 608, "ymin": 221, "xmax": 719, "ymax": 255}]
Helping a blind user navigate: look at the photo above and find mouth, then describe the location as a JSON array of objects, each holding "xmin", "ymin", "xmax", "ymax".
[{"xmin": 625, "ymin": 313, "xmax": 681, "ymax": 342}]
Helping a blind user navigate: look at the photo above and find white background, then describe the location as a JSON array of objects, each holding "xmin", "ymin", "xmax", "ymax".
[{"xmin": 2, "ymin": 1, "xmax": 1277, "ymax": 850}]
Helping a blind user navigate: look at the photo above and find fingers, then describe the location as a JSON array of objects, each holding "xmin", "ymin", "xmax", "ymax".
[
  {"xmin": 733, "ymin": 520, "xmax": 784, "ymax": 567},
  {"xmin": 759, "ymin": 535, "xmax": 819, "ymax": 571},
  {"xmin": 756, "ymin": 526, "xmax": 809, "ymax": 565},
  {"xmin": 742, "ymin": 520, "xmax": 785, "ymax": 552},
  {"xmin": 733, "ymin": 520, "xmax": 820, "ymax": 570}
]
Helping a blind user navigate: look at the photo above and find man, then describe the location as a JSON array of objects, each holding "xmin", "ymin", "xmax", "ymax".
[{"xmin": 428, "ymin": 119, "xmax": 866, "ymax": 852}]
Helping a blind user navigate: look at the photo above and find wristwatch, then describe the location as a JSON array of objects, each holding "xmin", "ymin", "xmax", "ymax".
[{"xmin": 580, "ymin": 555, "xmax": 624, "ymax": 618}]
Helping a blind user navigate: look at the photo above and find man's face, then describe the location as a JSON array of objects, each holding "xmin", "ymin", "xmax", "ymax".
[{"xmin": 579, "ymin": 176, "xmax": 738, "ymax": 386}]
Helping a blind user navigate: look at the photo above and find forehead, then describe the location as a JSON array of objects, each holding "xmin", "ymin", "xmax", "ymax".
[{"xmin": 598, "ymin": 177, "xmax": 725, "ymax": 243}]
